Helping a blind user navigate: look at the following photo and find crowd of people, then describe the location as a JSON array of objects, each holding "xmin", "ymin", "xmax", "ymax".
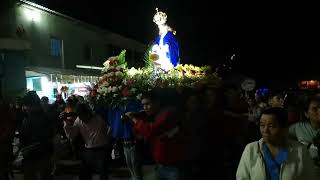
[{"xmin": 0, "ymin": 84, "xmax": 320, "ymax": 180}]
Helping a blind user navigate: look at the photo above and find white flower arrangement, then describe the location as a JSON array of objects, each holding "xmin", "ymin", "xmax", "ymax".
[{"xmin": 97, "ymin": 49, "xmax": 222, "ymax": 110}]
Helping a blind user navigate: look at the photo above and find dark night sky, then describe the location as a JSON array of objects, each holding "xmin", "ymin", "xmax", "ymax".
[{"xmin": 33, "ymin": 0, "xmax": 320, "ymax": 86}]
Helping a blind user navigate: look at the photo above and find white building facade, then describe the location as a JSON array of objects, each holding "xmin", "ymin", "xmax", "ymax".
[{"xmin": 0, "ymin": 0, "xmax": 147, "ymax": 100}]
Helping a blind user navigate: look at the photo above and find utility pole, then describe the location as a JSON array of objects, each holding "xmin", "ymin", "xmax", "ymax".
[{"xmin": 61, "ymin": 40, "xmax": 65, "ymax": 69}]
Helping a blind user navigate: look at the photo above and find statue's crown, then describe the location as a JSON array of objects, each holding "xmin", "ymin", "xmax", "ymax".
[{"xmin": 153, "ymin": 8, "xmax": 167, "ymax": 25}]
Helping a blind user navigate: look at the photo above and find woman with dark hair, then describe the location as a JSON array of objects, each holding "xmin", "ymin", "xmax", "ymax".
[{"xmin": 237, "ymin": 107, "xmax": 315, "ymax": 180}]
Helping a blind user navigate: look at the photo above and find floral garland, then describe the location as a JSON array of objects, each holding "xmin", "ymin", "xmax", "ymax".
[
  {"xmin": 97, "ymin": 50, "xmax": 222, "ymax": 109},
  {"xmin": 97, "ymin": 50, "xmax": 150, "ymax": 109}
]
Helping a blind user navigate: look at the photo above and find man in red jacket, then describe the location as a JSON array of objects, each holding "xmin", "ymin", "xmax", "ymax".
[{"xmin": 125, "ymin": 90, "xmax": 182, "ymax": 180}]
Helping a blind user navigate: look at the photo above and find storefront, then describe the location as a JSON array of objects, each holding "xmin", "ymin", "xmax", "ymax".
[
  {"xmin": 299, "ymin": 80, "xmax": 320, "ymax": 89},
  {"xmin": 25, "ymin": 66, "xmax": 99, "ymax": 103}
]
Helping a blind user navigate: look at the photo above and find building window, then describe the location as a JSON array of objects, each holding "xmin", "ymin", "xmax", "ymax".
[
  {"xmin": 32, "ymin": 78, "xmax": 42, "ymax": 91},
  {"xmin": 50, "ymin": 37, "xmax": 62, "ymax": 57}
]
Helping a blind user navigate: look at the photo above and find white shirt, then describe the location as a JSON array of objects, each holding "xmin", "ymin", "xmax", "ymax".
[
  {"xmin": 64, "ymin": 115, "xmax": 110, "ymax": 148},
  {"xmin": 289, "ymin": 122, "xmax": 320, "ymax": 159}
]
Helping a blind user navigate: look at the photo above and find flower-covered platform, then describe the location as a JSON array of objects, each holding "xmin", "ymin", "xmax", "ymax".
[{"xmin": 96, "ymin": 50, "xmax": 221, "ymax": 109}]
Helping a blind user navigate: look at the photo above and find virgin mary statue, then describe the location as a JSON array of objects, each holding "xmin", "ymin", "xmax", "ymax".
[{"xmin": 151, "ymin": 8, "xmax": 180, "ymax": 71}]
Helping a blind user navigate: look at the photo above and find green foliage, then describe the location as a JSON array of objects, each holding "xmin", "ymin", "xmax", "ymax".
[
  {"xmin": 118, "ymin": 50, "xmax": 127, "ymax": 68},
  {"xmin": 143, "ymin": 44, "xmax": 154, "ymax": 69}
]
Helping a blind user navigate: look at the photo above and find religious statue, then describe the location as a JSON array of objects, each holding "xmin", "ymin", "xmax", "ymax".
[{"xmin": 150, "ymin": 8, "xmax": 180, "ymax": 71}]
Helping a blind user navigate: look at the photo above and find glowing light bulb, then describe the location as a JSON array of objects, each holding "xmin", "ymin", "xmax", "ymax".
[{"xmin": 24, "ymin": 7, "xmax": 40, "ymax": 22}]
